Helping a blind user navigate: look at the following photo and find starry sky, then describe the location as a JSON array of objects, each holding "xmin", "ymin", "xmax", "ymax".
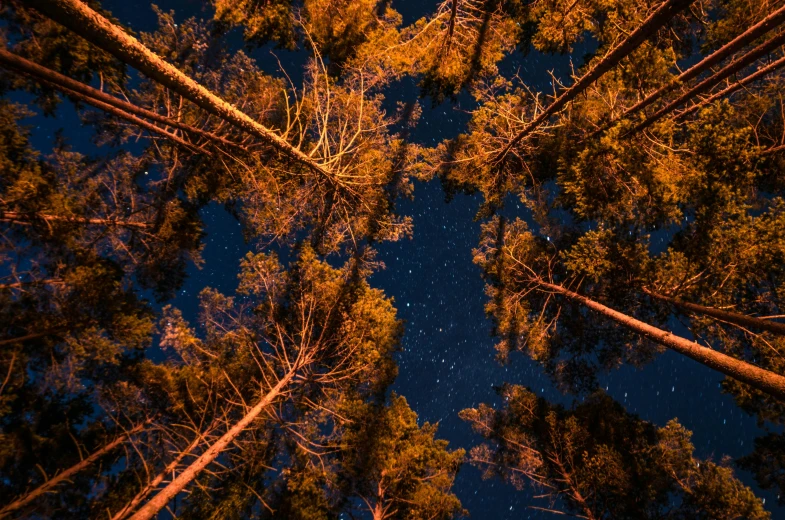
[{"xmin": 17, "ymin": 1, "xmax": 785, "ymax": 518}]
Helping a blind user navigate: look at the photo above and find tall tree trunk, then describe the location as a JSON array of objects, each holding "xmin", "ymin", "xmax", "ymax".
[
  {"xmin": 129, "ymin": 369, "xmax": 298, "ymax": 520},
  {"xmin": 494, "ymin": 0, "xmax": 692, "ymax": 162},
  {"xmin": 0, "ymin": 278, "xmax": 65, "ymax": 290},
  {"xmin": 444, "ymin": 0, "xmax": 459, "ymax": 53},
  {"xmin": 55, "ymin": 82, "xmax": 207, "ymax": 154},
  {"xmin": 675, "ymin": 53, "xmax": 785, "ymax": 121},
  {"xmin": 0, "ymin": 211, "xmax": 151, "ymax": 229},
  {"xmin": 111, "ymin": 434, "xmax": 202, "ymax": 520},
  {"xmin": 627, "ymin": 30, "xmax": 785, "ymax": 135},
  {"xmin": 644, "ymin": 289, "xmax": 785, "ymax": 336},
  {"xmin": 0, "ymin": 329, "xmax": 62, "ymax": 347},
  {"xmin": 0, "ymin": 48, "xmax": 241, "ymax": 152},
  {"xmin": 537, "ymin": 280, "xmax": 785, "ymax": 400},
  {"xmin": 22, "ymin": 0, "xmax": 332, "ymax": 180},
  {"xmin": 601, "ymin": 4, "xmax": 785, "ymax": 130},
  {"xmin": 0, "ymin": 424, "xmax": 143, "ymax": 518}
]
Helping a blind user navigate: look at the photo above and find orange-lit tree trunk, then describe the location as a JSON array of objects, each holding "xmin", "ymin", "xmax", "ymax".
[
  {"xmin": 537, "ymin": 280, "xmax": 785, "ymax": 400},
  {"xmin": 0, "ymin": 48, "xmax": 239, "ymax": 152},
  {"xmin": 0, "ymin": 279, "xmax": 65, "ymax": 290},
  {"xmin": 444, "ymin": 0, "xmax": 459, "ymax": 52},
  {"xmin": 128, "ymin": 368, "xmax": 299, "ymax": 520},
  {"xmin": 644, "ymin": 289, "xmax": 785, "ymax": 336},
  {"xmin": 628, "ymin": 30, "xmax": 785, "ymax": 134},
  {"xmin": 55, "ymin": 83, "xmax": 207, "ymax": 154},
  {"xmin": 603, "ymin": 4, "xmax": 785, "ymax": 128},
  {"xmin": 675, "ymin": 53, "xmax": 785, "ymax": 121},
  {"xmin": 0, "ymin": 329, "xmax": 63, "ymax": 347},
  {"xmin": 22, "ymin": 0, "xmax": 332, "ymax": 179},
  {"xmin": 0, "ymin": 211, "xmax": 151, "ymax": 229},
  {"xmin": 495, "ymin": 0, "xmax": 692, "ymax": 162},
  {"xmin": 0, "ymin": 424, "xmax": 143, "ymax": 518},
  {"xmin": 110, "ymin": 435, "xmax": 202, "ymax": 520}
]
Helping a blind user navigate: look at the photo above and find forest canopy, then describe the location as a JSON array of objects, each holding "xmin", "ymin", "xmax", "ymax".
[{"xmin": 1, "ymin": 0, "xmax": 785, "ymax": 518}]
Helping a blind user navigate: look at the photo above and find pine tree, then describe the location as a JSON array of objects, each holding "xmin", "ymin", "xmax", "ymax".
[
  {"xmin": 335, "ymin": 394, "xmax": 466, "ymax": 520},
  {"xmin": 474, "ymin": 216, "xmax": 785, "ymax": 398},
  {"xmin": 104, "ymin": 246, "xmax": 404, "ymax": 519},
  {"xmin": 461, "ymin": 385, "xmax": 769, "ymax": 519}
]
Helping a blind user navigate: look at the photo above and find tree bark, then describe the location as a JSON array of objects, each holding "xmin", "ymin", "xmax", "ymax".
[
  {"xmin": 604, "ymin": 4, "xmax": 785, "ymax": 128},
  {"xmin": 0, "ymin": 211, "xmax": 151, "ymax": 229},
  {"xmin": 675, "ymin": 53, "xmax": 785, "ymax": 121},
  {"xmin": 445, "ymin": 0, "xmax": 459, "ymax": 52},
  {"xmin": 111, "ymin": 434, "xmax": 202, "ymax": 520},
  {"xmin": 644, "ymin": 289, "xmax": 785, "ymax": 336},
  {"xmin": 0, "ymin": 48, "xmax": 241, "ymax": 152},
  {"xmin": 627, "ymin": 29, "xmax": 785, "ymax": 135},
  {"xmin": 0, "ymin": 424, "xmax": 143, "ymax": 518},
  {"xmin": 0, "ymin": 278, "xmax": 65, "ymax": 290},
  {"xmin": 0, "ymin": 329, "xmax": 61, "ymax": 347},
  {"xmin": 55, "ymin": 82, "xmax": 207, "ymax": 154},
  {"xmin": 537, "ymin": 280, "xmax": 785, "ymax": 400},
  {"xmin": 22, "ymin": 0, "xmax": 332, "ymax": 180},
  {"xmin": 129, "ymin": 369, "xmax": 297, "ymax": 520},
  {"xmin": 495, "ymin": 0, "xmax": 692, "ymax": 162}
]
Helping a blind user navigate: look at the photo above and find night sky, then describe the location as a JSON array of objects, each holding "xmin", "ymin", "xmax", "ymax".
[{"xmin": 16, "ymin": 1, "xmax": 785, "ymax": 518}]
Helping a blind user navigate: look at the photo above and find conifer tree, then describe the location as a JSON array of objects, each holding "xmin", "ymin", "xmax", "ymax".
[
  {"xmin": 474, "ymin": 216, "xmax": 785, "ymax": 398},
  {"xmin": 107, "ymin": 246, "xmax": 405, "ymax": 519},
  {"xmin": 461, "ymin": 385, "xmax": 769, "ymax": 519}
]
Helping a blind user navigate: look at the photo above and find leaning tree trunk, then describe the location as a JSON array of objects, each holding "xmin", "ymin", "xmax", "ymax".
[
  {"xmin": 644, "ymin": 289, "xmax": 785, "ymax": 336},
  {"xmin": 111, "ymin": 434, "xmax": 203, "ymax": 520},
  {"xmin": 494, "ymin": 0, "xmax": 692, "ymax": 162},
  {"xmin": 129, "ymin": 369, "xmax": 298, "ymax": 520},
  {"xmin": 0, "ymin": 278, "xmax": 65, "ymax": 290},
  {"xmin": 0, "ymin": 329, "xmax": 62, "ymax": 347},
  {"xmin": 627, "ymin": 29, "xmax": 785, "ymax": 135},
  {"xmin": 537, "ymin": 280, "xmax": 785, "ymax": 400},
  {"xmin": 675, "ymin": 53, "xmax": 785, "ymax": 121},
  {"xmin": 602, "ymin": 4, "xmax": 785, "ymax": 129},
  {"xmin": 55, "ymin": 83, "xmax": 207, "ymax": 154},
  {"xmin": 0, "ymin": 48, "xmax": 240, "ymax": 152},
  {"xmin": 0, "ymin": 424, "xmax": 143, "ymax": 518},
  {"xmin": 444, "ymin": 0, "xmax": 459, "ymax": 52},
  {"xmin": 22, "ymin": 0, "xmax": 332, "ymax": 180},
  {"xmin": 0, "ymin": 211, "xmax": 151, "ymax": 229}
]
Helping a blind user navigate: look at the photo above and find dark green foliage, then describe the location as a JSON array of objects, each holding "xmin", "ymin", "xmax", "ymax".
[
  {"xmin": 0, "ymin": 0, "xmax": 127, "ymax": 114},
  {"xmin": 462, "ymin": 385, "xmax": 769, "ymax": 519}
]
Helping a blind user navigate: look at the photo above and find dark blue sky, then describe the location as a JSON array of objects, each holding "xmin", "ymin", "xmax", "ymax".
[{"xmin": 17, "ymin": 1, "xmax": 784, "ymax": 517}]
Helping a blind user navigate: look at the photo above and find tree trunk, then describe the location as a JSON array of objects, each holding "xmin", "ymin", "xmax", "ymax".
[
  {"xmin": 445, "ymin": 0, "xmax": 459, "ymax": 52},
  {"xmin": 0, "ymin": 329, "xmax": 61, "ymax": 347},
  {"xmin": 627, "ymin": 29, "xmax": 785, "ymax": 135},
  {"xmin": 55, "ymin": 82, "xmax": 207, "ymax": 154},
  {"xmin": 538, "ymin": 280, "xmax": 785, "ymax": 400},
  {"xmin": 0, "ymin": 48, "xmax": 241, "ymax": 152},
  {"xmin": 111, "ymin": 434, "xmax": 202, "ymax": 520},
  {"xmin": 605, "ymin": 4, "xmax": 785, "ymax": 127},
  {"xmin": 0, "ymin": 278, "xmax": 65, "ymax": 290},
  {"xmin": 23, "ymin": 0, "xmax": 331, "ymax": 180},
  {"xmin": 495, "ymin": 0, "xmax": 692, "ymax": 162},
  {"xmin": 129, "ymin": 369, "xmax": 297, "ymax": 520},
  {"xmin": 675, "ymin": 54, "xmax": 785, "ymax": 121},
  {"xmin": 644, "ymin": 289, "xmax": 785, "ymax": 336},
  {"xmin": 0, "ymin": 211, "xmax": 151, "ymax": 229},
  {"xmin": 0, "ymin": 424, "xmax": 143, "ymax": 518}
]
